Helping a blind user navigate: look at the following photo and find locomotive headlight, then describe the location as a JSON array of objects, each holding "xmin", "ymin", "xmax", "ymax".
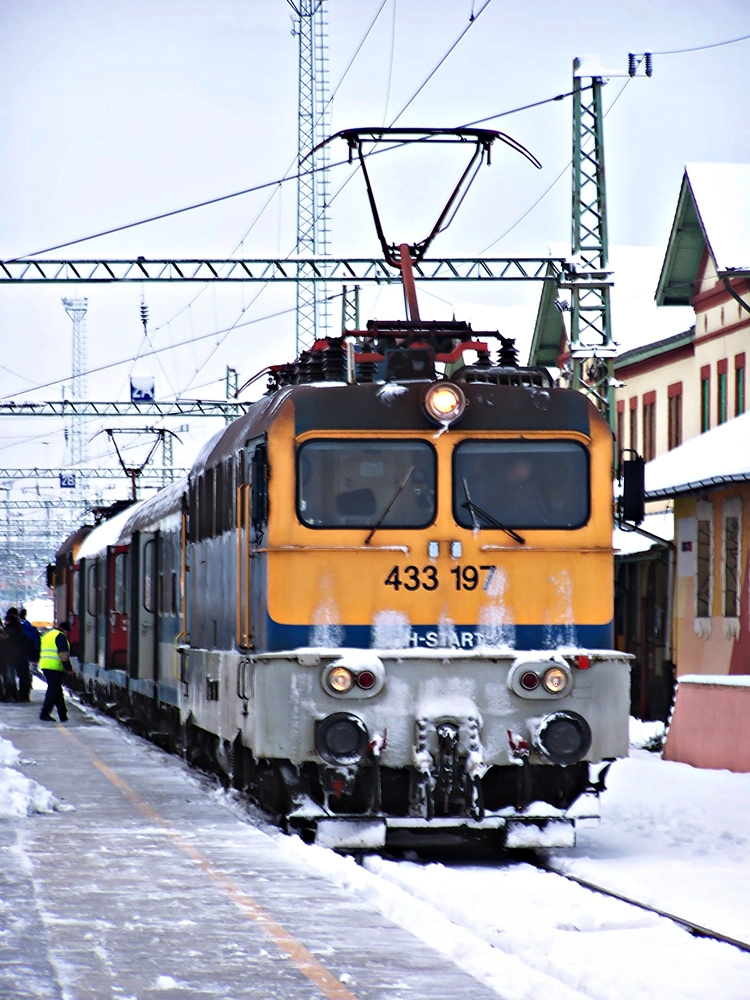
[
  {"xmin": 543, "ymin": 666, "xmax": 570, "ymax": 695},
  {"xmin": 327, "ymin": 666, "xmax": 354, "ymax": 693},
  {"xmin": 535, "ymin": 711, "xmax": 592, "ymax": 765},
  {"xmin": 423, "ymin": 382, "xmax": 466, "ymax": 426},
  {"xmin": 315, "ymin": 713, "xmax": 369, "ymax": 765}
]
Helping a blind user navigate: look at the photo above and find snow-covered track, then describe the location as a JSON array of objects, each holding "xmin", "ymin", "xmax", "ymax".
[{"xmin": 535, "ymin": 860, "xmax": 750, "ymax": 954}]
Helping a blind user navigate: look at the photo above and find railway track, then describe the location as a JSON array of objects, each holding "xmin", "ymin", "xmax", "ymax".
[{"xmin": 534, "ymin": 858, "xmax": 750, "ymax": 955}]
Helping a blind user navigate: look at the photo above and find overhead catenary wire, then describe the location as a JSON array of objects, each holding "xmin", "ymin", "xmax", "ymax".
[
  {"xmin": 126, "ymin": 2, "xmax": 393, "ymax": 390},
  {"xmin": 649, "ymin": 30, "xmax": 750, "ymax": 56},
  {"xmin": 480, "ymin": 76, "xmax": 632, "ymax": 253},
  {"xmin": 387, "ymin": 0, "xmax": 496, "ymax": 125},
  {"xmin": 0, "ymin": 305, "xmax": 298, "ymax": 402}
]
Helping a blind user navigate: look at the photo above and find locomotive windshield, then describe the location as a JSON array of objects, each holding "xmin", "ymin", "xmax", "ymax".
[
  {"xmin": 297, "ymin": 439, "xmax": 436, "ymax": 529},
  {"xmin": 453, "ymin": 440, "xmax": 589, "ymax": 530}
]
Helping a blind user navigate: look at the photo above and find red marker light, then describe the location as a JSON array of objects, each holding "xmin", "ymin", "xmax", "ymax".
[
  {"xmin": 576, "ymin": 655, "xmax": 591, "ymax": 670},
  {"xmin": 357, "ymin": 670, "xmax": 376, "ymax": 690}
]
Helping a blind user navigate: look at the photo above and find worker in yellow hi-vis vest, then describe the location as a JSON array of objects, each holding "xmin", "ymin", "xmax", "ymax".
[{"xmin": 39, "ymin": 621, "xmax": 73, "ymax": 722}]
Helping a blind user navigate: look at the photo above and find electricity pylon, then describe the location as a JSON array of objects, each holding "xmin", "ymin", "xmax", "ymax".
[{"xmin": 288, "ymin": 0, "xmax": 330, "ymax": 353}]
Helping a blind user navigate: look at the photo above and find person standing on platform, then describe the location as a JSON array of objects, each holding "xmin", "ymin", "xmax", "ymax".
[
  {"xmin": 0, "ymin": 621, "xmax": 14, "ymax": 702},
  {"xmin": 19, "ymin": 609, "xmax": 41, "ymax": 697},
  {"xmin": 39, "ymin": 622, "xmax": 73, "ymax": 722},
  {"xmin": 4, "ymin": 609, "xmax": 31, "ymax": 702}
]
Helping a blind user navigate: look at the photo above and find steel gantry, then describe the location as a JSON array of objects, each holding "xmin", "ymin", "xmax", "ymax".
[
  {"xmin": 0, "ymin": 256, "xmax": 566, "ymax": 284},
  {"xmin": 0, "ymin": 468, "xmax": 188, "ymax": 482},
  {"xmin": 0, "ymin": 399, "xmax": 249, "ymax": 418}
]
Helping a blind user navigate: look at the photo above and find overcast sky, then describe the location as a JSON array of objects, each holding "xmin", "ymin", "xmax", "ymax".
[{"xmin": 1, "ymin": 0, "xmax": 748, "ymax": 484}]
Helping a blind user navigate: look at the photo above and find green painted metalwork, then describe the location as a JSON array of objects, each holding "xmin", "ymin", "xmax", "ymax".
[
  {"xmin": 0, "ymin": 257, "xmax": 565, "ymax": 284},
  {"xmin": 569, "ymin": 62, "xmax": 615, "ymax": 428}
]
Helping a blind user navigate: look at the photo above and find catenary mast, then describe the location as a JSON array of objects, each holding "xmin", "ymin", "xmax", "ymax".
[{"xmin": 288, "ymin": 0, "xmax": 330, "ymax": 353}]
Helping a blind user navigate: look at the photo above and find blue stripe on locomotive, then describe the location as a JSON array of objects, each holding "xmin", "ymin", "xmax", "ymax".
[{"xmin": 260, "ymin": 614, "xmax": 613, "ymax": 653}]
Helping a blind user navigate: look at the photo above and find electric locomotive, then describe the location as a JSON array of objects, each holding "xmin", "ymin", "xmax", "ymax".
[
  {"xmin": 51, "ymin": 321, "xmax": 629, "ymax": 850},
  {"xmin": 50, "ymin": 127, "xmax": 630, "ymax": 850}
]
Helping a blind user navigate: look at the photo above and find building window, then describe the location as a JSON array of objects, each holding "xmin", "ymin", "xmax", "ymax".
[
  {"xmin": 723, "ymin": 501, "xmax": 741, "ymax": 620},
  {"xmin": 629, "ymin": 397, "xmax": 638, "ymax": 453},
  {"xmin": 616, "ymin": 401, "xmax": 625, "ymax": 456},
  {"xmin": 642, "ymin": 391, "xmax": 656, "ymax": 461},
  {"xmin": 717, "ymin": 359, "xmax": 728, "ymax": 425},
  {"xmin": 700, "ymin": 366, "xmax": 711, "ymax": 432},
  {"xmin": 667, "ymin": 382, "xmax": 683, "ymax": 450},
  {"xmin": 696, "ymin": 513, "xmax": 713, "ymax": 619},
  {"xmin": 736, "ymin": 353, "xmax": 746, "ymax": 417}
]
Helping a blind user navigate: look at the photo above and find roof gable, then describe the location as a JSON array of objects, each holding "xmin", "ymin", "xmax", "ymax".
[
  {"xmin": 656, "ymin": 164, "xmax": 750, "ymax": 307},
  {"xmin": 528, "ymin": 266, "xmax": 566, "ymax": 366}
]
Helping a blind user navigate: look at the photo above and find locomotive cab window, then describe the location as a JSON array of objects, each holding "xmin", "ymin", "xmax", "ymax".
[
  {"xmin": 297, "ymin": 439, "xmax": 436, "ymax": 529},
  {"xmin": 453, "ymin": 439, "xmax": 589, "ymax": 529}
]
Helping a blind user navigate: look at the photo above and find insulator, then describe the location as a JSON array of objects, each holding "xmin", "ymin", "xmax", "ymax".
[
  {"xmin": 140, "ymin": 302, "xmax": 149, "ymax": 328},
  {"xmin": 497, "ymin": 336, "xmax": 519, "ymax": 368},
  {"xmin": 628, "ymin": 53, "xmax": 636, "ymax": 76},
  {"xmin": 356, "ymin": 360, "xmax": 377, "ymax": 383},
  {"xmin": 323, "ymin": 338, "xmax": 346, "ymax": 381},
  {"xmin": 645, "ymin": 53, "xmax": 653, "ymax": 77}
]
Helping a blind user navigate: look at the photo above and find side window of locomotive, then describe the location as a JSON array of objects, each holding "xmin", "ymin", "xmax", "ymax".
[
  {"xmin": 297, "ymin": 440, "xmax": 436, "ymax": 529},
  {"xmin": 453, "ymin": 440, "xmax": 589, "ymax": 529},
  {"xmin": 251, "ymin": 445, "xmax": 269, "ymax": 529}
]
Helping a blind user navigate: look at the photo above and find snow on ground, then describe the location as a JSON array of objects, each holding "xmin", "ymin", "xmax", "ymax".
[
  {"xmin": 275, "ymin": 723, "xmax": 750, "ymax": 1000},
  {"xmin": 3, "ymin": 718, "xmax": 750, "ymax": 998},
  {"xmin": 557, "ymin": 747, "xmax": 750, "ymax": 944},
  {"xmin": 0, "ymin": 733, "xmax": 58, "ymax": 818}
]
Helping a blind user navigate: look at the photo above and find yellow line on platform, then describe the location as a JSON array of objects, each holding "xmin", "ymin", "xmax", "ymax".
[{"xmin": 58, "ymin": 726, "xmax": 359, "ymax": 1000}]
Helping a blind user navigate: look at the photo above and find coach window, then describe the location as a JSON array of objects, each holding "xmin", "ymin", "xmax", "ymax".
[
  {"xmin": 297, "ymin": 439, "xmax": 436, "ymax": 529},
  {"xmin": 143, "ymin": 539, "xmax": 156, "ymax": 613},
  {"xmin": 72, "ymin": 568, "xmax": 80, "ymax": 620},
  {"xmin": 453, "ymin": 440, "xmax": 589, "ymax": 529},
  {"xmin": 87, "ymin": 564, "xmax": 97, "ymax": 616},
  {"xmin": 113, "ymin": 552, "xmax": 128, "ymax": 614}
]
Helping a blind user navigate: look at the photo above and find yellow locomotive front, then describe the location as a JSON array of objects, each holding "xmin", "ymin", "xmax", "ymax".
[{"xmin": 241, "ymin": 337, "xmax": 630, "ymax": 850}]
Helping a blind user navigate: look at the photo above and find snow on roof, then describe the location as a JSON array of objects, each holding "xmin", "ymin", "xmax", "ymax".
[
  {"xmin": 532, "ymin": 244, "xmax": 694, "ymax": 359},
  {"xmin": 614, "ymin": 510, "xmax": 673, "ymax": 556},
  {"xmin": 123, "ymin": 475, "xmax": 187, "ymax": 534},
  {"xmin": 76, "ymin": 500, "xmax": 147, "ymax": 560},
  {"xmin": 686, "ymin": 163, "xmax": 750, "ymax": 273},
  {"xmin": 645, "ymin": 412, "xmax": 750, "ymax": 500}
]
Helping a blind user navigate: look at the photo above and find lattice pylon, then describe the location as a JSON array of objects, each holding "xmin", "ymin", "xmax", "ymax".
[
  {"xmin": 568, "ymin": 63, "xmax": 615, "ymax": 428},
  {"xmin": 289, "ymin": 0, "xmax": 330, "ymax": 354},
  {"xmin": 62, "ymin": 297, "xmax": 89, "ymax": 487}
]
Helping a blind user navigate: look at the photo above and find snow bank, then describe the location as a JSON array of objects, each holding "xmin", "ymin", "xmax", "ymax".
[
  {"xmin": 0, "ymin": 735, "xmax": 58, "ymax": 817},
  {"xmin": 629, "ymin": 717, "xmax": 666, "ymax": 750}
]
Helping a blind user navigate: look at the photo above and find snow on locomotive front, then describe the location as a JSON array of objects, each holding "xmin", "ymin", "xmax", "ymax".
[{"xmin": 182, "ymin": 331, "xmax": 630, "ymax": 850}]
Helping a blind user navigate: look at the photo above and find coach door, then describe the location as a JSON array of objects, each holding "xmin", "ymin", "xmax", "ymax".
[
  {"xmin": 80, "ymin": 557, "xmax": 98, "ymax": 666},
  {"xmin": 130, "ymin": 531, "xmax": 158, "ymax": 689},
  {"xmin": 106, "ymin": 545, "xmax": 130, "ymax": 672},
  {"xmin": 236, "ymin": 437, "xmax": 267, "ymax": 651}
]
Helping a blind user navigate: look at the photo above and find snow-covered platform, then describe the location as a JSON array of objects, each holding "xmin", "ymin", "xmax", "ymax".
[{"xmin": 0, "ymin": 693, "xmax": 504, "ymax": 1000}]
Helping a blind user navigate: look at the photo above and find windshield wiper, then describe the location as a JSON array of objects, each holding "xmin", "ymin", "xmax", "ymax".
[
  {"xmin": 461, "ymin": 478, "xmax": 525, "ymax": 545},
  {"xmin": 365, "ymin": 466, "xmax": 414, "ymax": 545}
]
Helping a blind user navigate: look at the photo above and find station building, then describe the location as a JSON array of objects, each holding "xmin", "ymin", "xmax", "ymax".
[{"xmin": 615, "ymin": 164, "xmax": 750, "ymax": 765}]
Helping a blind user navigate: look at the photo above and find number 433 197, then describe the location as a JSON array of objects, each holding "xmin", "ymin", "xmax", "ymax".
[{"xmin": 384, "ymin": 564, "xmax": 497, "ymax": 591}]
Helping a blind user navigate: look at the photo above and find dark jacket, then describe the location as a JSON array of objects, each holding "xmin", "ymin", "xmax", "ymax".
[
  {"xmin": 20, "ymin": 619, "xmax": 41, "ymax": 660},
  {"xmin": 4, "ymin": 620, "xmax": 35, "ymax": 667}
]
